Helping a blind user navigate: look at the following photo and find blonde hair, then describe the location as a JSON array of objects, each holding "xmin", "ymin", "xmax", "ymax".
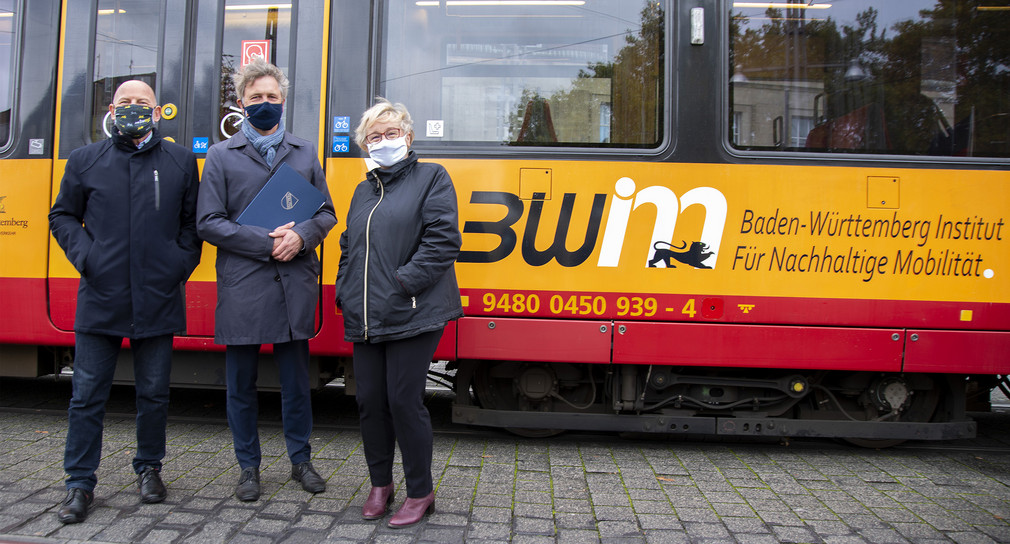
[
  {"xmin": 233, "ymin": 58, "xmax": 290, "ymax": 101},
  {"xmin": 355, "ymin": 97, "xmax": 413, "ymax": 151}
]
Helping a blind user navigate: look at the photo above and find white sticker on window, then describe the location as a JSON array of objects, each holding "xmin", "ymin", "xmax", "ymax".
[{"xmin": 426, "ymin": 120, "xmax": 444, "ymax": 138}]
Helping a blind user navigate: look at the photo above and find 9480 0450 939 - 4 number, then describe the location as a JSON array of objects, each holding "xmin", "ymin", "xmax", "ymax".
[{"xmin": 480, "ymin": 292, "xmax": 658, "ymax": 317}]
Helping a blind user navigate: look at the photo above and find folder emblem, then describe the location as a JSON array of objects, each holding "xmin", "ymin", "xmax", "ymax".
[{"xmin": 235, "ymin": 163, "xmax": 325, "ymax": 229}]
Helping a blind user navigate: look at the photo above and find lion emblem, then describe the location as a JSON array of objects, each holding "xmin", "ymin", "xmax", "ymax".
[{"xmin": 648, "ymin": 241, "xmax": 713, "ymax": 269}]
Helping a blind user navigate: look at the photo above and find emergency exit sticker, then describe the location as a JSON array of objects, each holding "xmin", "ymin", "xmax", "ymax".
[{"xmin": 241, "ymin": 40, "xmax": 271, "ymax": 67}]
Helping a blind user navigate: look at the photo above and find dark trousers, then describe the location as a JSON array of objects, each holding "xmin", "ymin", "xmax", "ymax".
[
  {"xmin": 225, "ymin": 340, "xmax": 313, "ymax": 468},
  {"xmin": 353, "ymin": 329, "xmax": 443, "ymax": 498},
  {"xmin": 64, "ymin": 332, "xmax": 173, "ymax": 492}
]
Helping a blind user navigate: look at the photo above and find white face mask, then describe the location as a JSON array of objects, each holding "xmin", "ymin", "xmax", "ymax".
[{"xmin": 366, "ymin": 135, "xmax": 409, "ymax": 167}]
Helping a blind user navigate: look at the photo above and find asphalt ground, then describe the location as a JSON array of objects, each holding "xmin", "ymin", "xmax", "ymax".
[{"xmin": 0, "ymin": 376, "xmax": 1009, "ymax": 544}]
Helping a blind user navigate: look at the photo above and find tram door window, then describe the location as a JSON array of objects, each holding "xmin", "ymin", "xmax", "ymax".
[
  {"xmin": 729, "ymin": 0, "xmax": 1010, "ymax": 158},
  {"xmin": 217, "ymin": 1, "xmax": 292, "ymax": 140},
  {"xmin": 0, "ymin": 0, "xmax": 17, "ymax": 150},
  {"xmin": 380, "ymin": 0, "xmax": 666, "ymax": 148},
  {"xmin": 89, "ymin": 1, "xmax": 161, "ymax": 142}
]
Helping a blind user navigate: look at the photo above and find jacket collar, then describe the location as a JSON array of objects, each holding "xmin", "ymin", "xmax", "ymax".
[
  {"xmin": 369, "ymin": 150, "xmax": 418, "ymax": 188},
  {"xmin": 112, "ymin": 126, "xmax": 162, "ymax": 154},
  {"xmin": 226, "ymin": 130, "xmax": 304, "ymax": 171}
]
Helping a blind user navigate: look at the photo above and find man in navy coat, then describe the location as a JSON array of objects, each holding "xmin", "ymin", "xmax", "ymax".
[{"xmin": 49, "ymin": 80, "xmax": 201, "ymax": 523}]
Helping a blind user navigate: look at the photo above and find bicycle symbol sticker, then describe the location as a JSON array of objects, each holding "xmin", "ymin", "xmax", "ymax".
[
  {"xmin": 332, "ymin": 136, "xmax": 349, "ymax": 153},
  {"xmin": 333, "ymin": 116, "xmax": 350, "ymax": 133}
]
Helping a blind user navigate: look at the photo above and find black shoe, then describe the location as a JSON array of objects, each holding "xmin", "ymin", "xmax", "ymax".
[
  {"xmin": 138, "ymin": 467, "xmax": 167, "ymax": 504},
  {"xmin": 57, "ymin": 488, "xmax": 93, "ymax": 524},
  {"xmin": 235, "ymin": 466, "xmax": 260, "ymax": 502},
  {"xmin": 291, "ymin": 461, "xmax": 326, "ymax": 494}
]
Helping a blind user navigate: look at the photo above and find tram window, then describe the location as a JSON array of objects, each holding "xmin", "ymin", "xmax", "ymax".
[
  {"xmin": 0, "ymin": 0, "xmax": 17, "ymax": 149},
  {"xmin": 381, "ymin": 0, "xmax": 665, "ymax": 148},
  {"xmin": 90, "ymin": 1, "xmax": 161, "ymax": 141},
  {"xmin": 730, "ymin": 0, "xmax": 1010, "ymax": 158},
  {"xmin": 218, "ymin": 1, "xmax": 291, "ymax": 141}
]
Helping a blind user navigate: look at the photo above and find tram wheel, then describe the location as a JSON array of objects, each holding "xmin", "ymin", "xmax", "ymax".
[
  {"xmin": 471, "ymin": 361, "xmax": 596, "ymax": 438},
  {"xmin": 840, "ymin": 375, "xmax": 941, "ymax": 448}
]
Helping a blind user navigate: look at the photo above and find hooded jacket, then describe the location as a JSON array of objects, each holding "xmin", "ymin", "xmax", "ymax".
[
  {"xmin": 49, "ymin": 128, "xmax": 201, "ymax": 338},
  {"xmin": 336, "ymin": 151, "xmax": 463, "ymax": 343}
]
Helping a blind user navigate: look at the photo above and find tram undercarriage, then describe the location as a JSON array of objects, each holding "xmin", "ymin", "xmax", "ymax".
[{"xmin": 451, "ymin": 361, "xmax": 979, "ymax": 446}]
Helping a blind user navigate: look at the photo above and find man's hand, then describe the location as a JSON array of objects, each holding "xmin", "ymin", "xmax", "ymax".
[{"xmin": 270, "ymin": 221, "xmax": 303, "ymax": 262}]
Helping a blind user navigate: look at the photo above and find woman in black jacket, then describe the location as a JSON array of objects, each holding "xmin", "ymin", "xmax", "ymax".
[{"xmin": 335, "ymin": 98, "xmax": 463, "ymax": 528}]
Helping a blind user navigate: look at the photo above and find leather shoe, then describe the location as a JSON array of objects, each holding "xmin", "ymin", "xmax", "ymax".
[
  {"xmin": 291, "ymin": 461, "xmax": 326, "ymax": 494},
  {"xmin": 388, "ymin": 492, "xmax": 434, "ymax": 528},
  {"xmin": 138, "ymin": 466, "xmax": 167, "ymax": 504},
  {"xmin": 235, "ymin": 466, "xmax": 260, "ymax": 502},
  {"xmin": 57, "ymin": 488, "xmax": 93, "ymax": 524},
  {"xmin": 361, "ymin": 483, "xmax": 395, "ymax": 520}
]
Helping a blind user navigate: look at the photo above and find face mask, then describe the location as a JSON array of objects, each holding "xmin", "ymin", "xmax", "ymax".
[
  {"xmin": 114, "ymin": 104, "xmax": 154, "ymax": 138},
  {"xmin": 367, "ymin": 136, "xmax": 409, "ymax": 167},
  {"xmin": 244, "ymin": 101, "xmax": 284, "ymax": 131}
]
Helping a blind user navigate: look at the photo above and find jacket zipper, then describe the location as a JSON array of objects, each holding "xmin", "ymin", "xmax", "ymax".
[
  {"xmin": 153, "ymin": 170, "xmax": 160, "ymax": 211},
  {"xmin": 363, "ymin": 173, "xmax": 385, "ymax": 340}
]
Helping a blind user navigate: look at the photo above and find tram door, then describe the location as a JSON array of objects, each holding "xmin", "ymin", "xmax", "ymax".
[{"xmin": 47, "ymin": 0, "xmax": 327, "ymax": 337}]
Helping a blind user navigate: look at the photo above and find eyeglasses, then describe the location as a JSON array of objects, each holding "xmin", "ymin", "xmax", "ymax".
[{"xmin": 365, "ymin": 128, "xmax": 403, "ymax": 145}]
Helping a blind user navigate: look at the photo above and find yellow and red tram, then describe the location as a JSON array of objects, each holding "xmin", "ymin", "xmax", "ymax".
[{"xmin": 1, "ymin": 0, "xmax": 1008, "ymax": 444}]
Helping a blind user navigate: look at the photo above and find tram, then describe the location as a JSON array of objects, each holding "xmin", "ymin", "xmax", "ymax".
[{"xmin": 1, "ymin": 0, "xmax": 1007, "ymax": 445}]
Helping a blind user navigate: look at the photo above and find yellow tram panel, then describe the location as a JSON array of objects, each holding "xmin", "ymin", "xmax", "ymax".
[{"xmin": 330, "ymin": 157, "xmax": 1006, "ymax": 305}]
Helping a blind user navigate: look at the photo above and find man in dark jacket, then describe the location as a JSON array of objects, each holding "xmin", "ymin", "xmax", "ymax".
[
  {"xmin": 49, "ymin": 80, "xmax": 201, "ymax": 524},
  {"xmin": 196, "ymin": 59, "xmax": 336, "ymax": 502}
]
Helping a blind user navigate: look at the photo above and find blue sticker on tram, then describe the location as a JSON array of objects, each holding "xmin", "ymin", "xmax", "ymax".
[
  {"xmin": 332, "ymin": 136, "xmax": 350, "ymax": 153},
  {"xmin": 333, "ymin": 116, "xmax": 350, "ymax": 133},
  {"xmin": 192, "ymin": 137, "xmax": 209, "ymax": 153}
]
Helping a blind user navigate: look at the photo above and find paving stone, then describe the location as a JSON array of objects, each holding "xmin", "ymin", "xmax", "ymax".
[{"xmin": 513, "ymin": 516, "xmax": 555, "ymax": 535}]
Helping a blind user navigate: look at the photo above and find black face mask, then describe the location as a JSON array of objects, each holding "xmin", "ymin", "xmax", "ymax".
[
  {"xmin": 244, "ymin": 101, "xmax": 284, "ymax": 131},
  {"xmin": 114, "ymin": 104, "xmax": 154, "ymax": 138}
]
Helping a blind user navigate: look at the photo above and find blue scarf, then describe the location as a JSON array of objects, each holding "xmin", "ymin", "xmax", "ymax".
[{"xmin": 241, "ymin": 114, "xmax": 285, "ymax": 167}]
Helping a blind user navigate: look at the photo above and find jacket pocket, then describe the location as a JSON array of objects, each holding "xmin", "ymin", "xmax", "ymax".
[
  {"xmin": 82, "ymin": 239, "xmax": 100, "ymax": 278},
  {"xmin": 376, "ymin": 274, "xmax": 415, "ymax": 327}
]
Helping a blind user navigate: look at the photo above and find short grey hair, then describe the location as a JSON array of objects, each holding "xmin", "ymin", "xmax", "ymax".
[
  {"xmin": 233, "ymin": 58, "xmax": 290, "ymax": 101},
  {"xmin": 355, "ymin": 97, "xmax": 413, "ymax": 151}
]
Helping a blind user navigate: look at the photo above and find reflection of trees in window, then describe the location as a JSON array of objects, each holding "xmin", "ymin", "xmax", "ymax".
[
  {"xmin": 506, "ymin": 2, "xmax": 664, "ymax": 146},
  {"xmin": 730, "ymin": 1, "xmax": 1009, "ymax": 157},
  {"xmin": 219, "ymin": 54, "xmax": 242, "ymax": 139},
  {"xmin": 882, "ymin": 1, "xmax": 1010, "ymax": 156}
]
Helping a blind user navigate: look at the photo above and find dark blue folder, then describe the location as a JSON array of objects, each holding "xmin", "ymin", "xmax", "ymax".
[{"xmin": 236, "ymin": 162, "xmax": 326, "ymax": 230}]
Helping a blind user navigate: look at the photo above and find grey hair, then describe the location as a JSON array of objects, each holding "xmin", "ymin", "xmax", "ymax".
[
  {"xmin": 355, "ymin": 97, "xmax": 413, "ymax": 151},
  {"xmin": 233, "ymin": 58, "xmax": 290, "ymax": 101}
]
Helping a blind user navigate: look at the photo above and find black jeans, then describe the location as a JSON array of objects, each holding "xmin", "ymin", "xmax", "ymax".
[{"xmin": 353, "ymin": 329, "xmax": 443, "ymax": 498}]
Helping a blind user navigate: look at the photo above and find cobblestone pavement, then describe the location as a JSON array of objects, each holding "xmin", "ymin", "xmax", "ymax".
[{"xmin": 0, "ymin": 377, "xmax": 1009, "ymax": 543}]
